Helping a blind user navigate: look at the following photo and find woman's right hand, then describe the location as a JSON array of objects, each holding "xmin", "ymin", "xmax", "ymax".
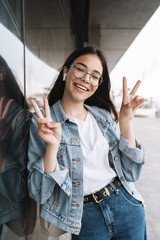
[{"xmin": 30, "ymin": 97, "xmax": 61, "ymax": 147}]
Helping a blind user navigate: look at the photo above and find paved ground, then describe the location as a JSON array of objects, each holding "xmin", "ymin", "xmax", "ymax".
[{"xmin": 133, "ymin": 116, "xmax": 160, "ymax": 240}]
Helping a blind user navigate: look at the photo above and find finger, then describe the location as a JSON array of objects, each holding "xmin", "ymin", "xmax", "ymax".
[
  {"xmin": 45, "ymin": 122, "xmax": 61, "ymax": 129},
  {"xmin": 37, "ymin": 118, "xmax": 47, "ymax": 124},
  {"xmin": 37, "ymin": 118, "xmax": 47, "ymax": 129},
  {"xmin": 39, "ymin": 125, "xmax": 61, "ymax": 141},
  {"xmin": 130, "ymin": 80, "xmax": 141, "ymax": 95},
  {"xmin": 122, "ymin": 76, "xmax": 128, "ymax": 101},
  {"xmin": 40, "ymin": 125, "xmax": 53, "ymax": 134},
  {"xmin": 43, "ymin": 97, "xmax": 51, "ymax": 119},
  {"xmin": 2, "ymin": 99, "xmax": 14, "ymax": 119},
  {"xmin": 127, "ymin": 98, "xmax": 144, "ymax": 109},
  {"xmin": 30, "ymin": 99, "xmax": 44, "ymax": 118}
]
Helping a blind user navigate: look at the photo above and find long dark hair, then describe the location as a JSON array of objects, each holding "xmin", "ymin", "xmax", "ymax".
[
  {"xmin": 48, "ymin": 46, "xmax": 118, "ymax": 121},
  {"xmin": 0, "ymin": 55, "xmax": 28, "ymax": 108}
]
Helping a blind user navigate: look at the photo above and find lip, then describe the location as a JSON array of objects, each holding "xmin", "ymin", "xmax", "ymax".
[{"xmin": 74, "ymin": 83, "xmax": 89, "ymax": 92}]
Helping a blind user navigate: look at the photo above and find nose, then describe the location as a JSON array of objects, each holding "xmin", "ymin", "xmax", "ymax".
[{"xmin": 81, "ymin": 73, "xmax": 90, "ymax": 83}]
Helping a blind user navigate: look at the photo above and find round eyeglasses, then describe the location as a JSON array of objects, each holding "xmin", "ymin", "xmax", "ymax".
[{"xmin": 70, "ymin": 64, "xmax": 103, "ymax": 87}]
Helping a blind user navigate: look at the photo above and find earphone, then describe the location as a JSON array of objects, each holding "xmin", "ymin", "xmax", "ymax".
[{"xmin": 63, "ymin": 73, "xmax": 67, "ymax": 81}]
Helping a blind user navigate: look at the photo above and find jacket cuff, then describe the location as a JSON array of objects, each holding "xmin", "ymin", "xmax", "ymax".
[
  {"xmin": 33, "ymin": 158, "xmax": 72, "ymax": 196},
  {"xmin": 119, "ymin": 135, "xmax": 145, "ymax": 164}
]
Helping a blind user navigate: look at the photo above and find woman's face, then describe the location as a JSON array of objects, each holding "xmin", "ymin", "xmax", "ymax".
[{"xmin": 62, "ymin": 54, "xmax": 103, "ymax": 104}]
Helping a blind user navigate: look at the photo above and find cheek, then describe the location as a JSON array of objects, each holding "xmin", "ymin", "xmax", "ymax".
[
  {"xmin": 66, "ymin": 71, "xmax": 74, "ymax": 84},
  {"xmin": 86, "ymin": 87, "xmax": 98, "ymax": 98},
  {"xmin": 91, "ymin": 86, "xmax": 98, "ymax": 94},
  {"xmin": 65, "ymin": 76, "xmax": 72, "ymax": 87}
]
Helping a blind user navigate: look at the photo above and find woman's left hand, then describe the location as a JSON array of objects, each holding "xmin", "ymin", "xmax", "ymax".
[{"xmin": 119, "ymin": 76, "xmax": 144, "ymax": 121}]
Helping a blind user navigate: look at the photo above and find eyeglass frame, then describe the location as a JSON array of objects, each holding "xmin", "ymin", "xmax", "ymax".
[{"xmin": 69, "ymin": 64, "xmax": 103, "ymax": 87}]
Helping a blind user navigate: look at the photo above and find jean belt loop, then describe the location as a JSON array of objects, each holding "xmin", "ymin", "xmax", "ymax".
[{"xmin": 110, "ymin": 182, "xmax": 119, "ymax": 195}]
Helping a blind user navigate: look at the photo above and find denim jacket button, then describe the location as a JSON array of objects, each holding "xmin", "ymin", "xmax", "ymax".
[
  {"xmin": 71, "ymin": 204, "xmax": 80, "ymax": 207},
  {"xmin": 72, "ymin": 182, "xmax": 80, "ymax": 185},
  {"xmin": 120, "ymin": 176, "xmax": 125, "ymax": 181},
  {"xmin": 72, "ymin": 158, "xmax": 80, "ymax": 162},
  {"xmin": 114, "ymin": 156, "xmax": 119, "ymax": 161}
]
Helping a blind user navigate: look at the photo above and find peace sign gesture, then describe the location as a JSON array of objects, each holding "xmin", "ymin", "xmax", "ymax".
[
  {"xmin": 30, "ymin": 97, "xmax": 61, "ymax": 146},
  {"xmin": 119, "ymin": 77, "xmax": 144, "ymax": 121}
]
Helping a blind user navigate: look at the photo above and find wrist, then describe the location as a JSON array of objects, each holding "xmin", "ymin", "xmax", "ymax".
[
  {"xmin": 46, "ymin": 142, "xmax": 59, "ymax": 151},
  {"xmin": 119, "ymin": 114, "xmax": 132, "ymax": 122},
  {"xmin": 119, "ymin": 121, "xmax": 136, "ymax": 148},
  {"xmin": 119, "ymin": 118, "xmax": 132, "ymax": 129}
]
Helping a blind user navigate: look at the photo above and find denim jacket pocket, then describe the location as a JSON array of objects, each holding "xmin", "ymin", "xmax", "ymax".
[{"xmin": 46, "ymin": 182, "xmax": 71, "ymax": 216}]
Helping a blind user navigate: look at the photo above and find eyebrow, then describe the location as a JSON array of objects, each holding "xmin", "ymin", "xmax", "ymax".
[{"xmin": 75, "ymin": 62, "xmax": 101, "ymax": 75}]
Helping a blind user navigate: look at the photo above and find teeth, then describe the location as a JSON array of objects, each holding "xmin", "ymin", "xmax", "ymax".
[{"xmin": 75, "ymin": 84, "xmax": 88, "ymax": 91}]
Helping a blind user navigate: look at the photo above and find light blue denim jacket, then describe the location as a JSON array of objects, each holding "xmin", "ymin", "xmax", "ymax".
[{"xmin": 28, "ymin": 100, "xmax": 145, "ymax": 235}]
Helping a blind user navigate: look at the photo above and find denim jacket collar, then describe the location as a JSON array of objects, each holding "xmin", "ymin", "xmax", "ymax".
[
  {"xmin": 84, "ymin": 104, "xmax": 113, "ymax": 125},
  {"xmin": 52, "ymin": 100, "xmax": 113, "ymax": 126},
  {"xmin": 52, "ymin": 100, "xmax": 69, "ymax": 124}
]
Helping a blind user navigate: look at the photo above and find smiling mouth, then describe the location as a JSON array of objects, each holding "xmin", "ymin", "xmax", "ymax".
[{"xmin": 74, "ymin": 83, "xmax": 89, "ymax": 91}]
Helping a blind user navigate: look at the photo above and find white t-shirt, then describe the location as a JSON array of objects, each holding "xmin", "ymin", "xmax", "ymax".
[{"xmin": 69, "ymin": 111, "xmax": 116, "ymax": 196}]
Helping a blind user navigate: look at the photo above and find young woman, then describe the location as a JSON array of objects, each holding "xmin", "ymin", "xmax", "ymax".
[{"xmin": 28, "ymin": 46, "xmax": 147, "ymax": 240}]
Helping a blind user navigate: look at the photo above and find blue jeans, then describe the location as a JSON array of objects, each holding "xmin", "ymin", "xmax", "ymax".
[{"xmin": 72, "ymin": 185, "xmax": 147, "ymax": 240}]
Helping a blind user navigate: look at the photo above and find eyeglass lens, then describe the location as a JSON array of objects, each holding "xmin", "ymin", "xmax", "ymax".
[{"xmin": 73, "ymin": 64, "xmax": 102, "ymax": 86}]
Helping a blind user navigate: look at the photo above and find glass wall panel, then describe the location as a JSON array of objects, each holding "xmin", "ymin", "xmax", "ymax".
[
  {"xmin": 25, "ymin": 0, "xmax": 73, "ymax": 106},
  {"xmin": 0, "ymin": 1, "xmax": 36, "ymax": 239}
]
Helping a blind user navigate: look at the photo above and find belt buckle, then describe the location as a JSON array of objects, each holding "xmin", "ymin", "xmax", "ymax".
[
  {"xmin": 92, "ymin": 191, "xmax": 103, "ymax": 203},
  {"xmin": 92, "ymin": 186, "xmax": 110, "ymax": 203}
]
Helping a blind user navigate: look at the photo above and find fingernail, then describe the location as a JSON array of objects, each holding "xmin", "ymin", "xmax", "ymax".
[
  {"xmin": 47, "ymin": 122, "xmax": 51, "ymax": 125},
  {"xmin": 49, "ymin": 130, "xmax": 53, "ymax": 134},
  {"xmin": 133, "ymin": 106, "xmax": 138, "ymax": 110},
  {"xmin": 140, "ymin": 99, "xmax": 144, "ymax": 103}
]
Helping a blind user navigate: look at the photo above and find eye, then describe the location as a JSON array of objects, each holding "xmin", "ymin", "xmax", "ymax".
[
  {"xmin": 92, "ymin": 74, "xmax": 99, "ymax": 80},
  {"xmin": 76, "ymin": 66, "xmax": 85, "ymax": 73}
]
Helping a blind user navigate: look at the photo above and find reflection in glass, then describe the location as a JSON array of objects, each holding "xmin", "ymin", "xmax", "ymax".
[
  {"xmin": 0, "ymin": 56, "xmax": 35, "ymax": 239},
  {"xmin": 0, "ymin": 0, "xmax": 37, "ymax": 237}
]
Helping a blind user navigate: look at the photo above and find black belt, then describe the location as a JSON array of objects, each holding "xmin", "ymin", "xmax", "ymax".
[{"xmin": 84, "ymin": 177, "xmax": 121, "ymax": 203}]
